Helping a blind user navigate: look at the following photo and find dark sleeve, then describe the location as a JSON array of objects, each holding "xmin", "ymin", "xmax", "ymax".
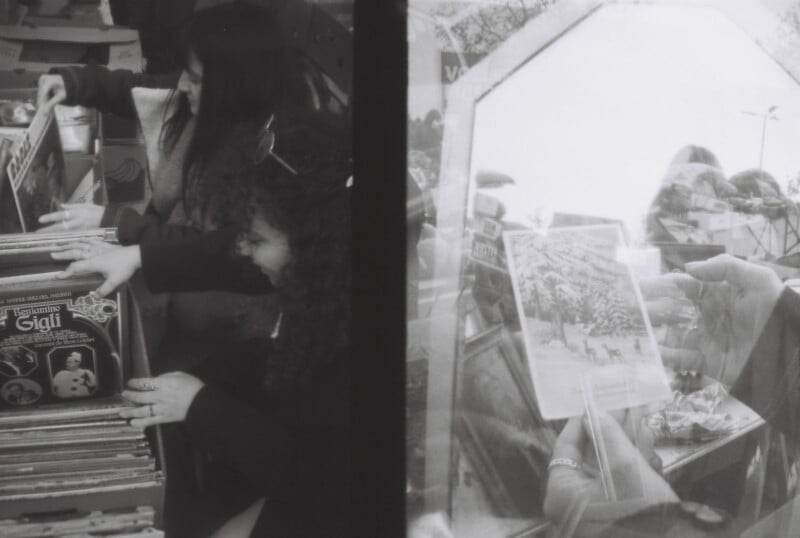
[
  {"xmin": 184, "ymin": 350, "xmax": 351, "ymax": 530},
  {"xmin": 184, "ymin": 384, "xmax": 295, "ymax": 499},
  {"xmin": 101, "ymin": 204, "xmax": 160, "ymax": 244},
  {"xmin": 100, "ymin": 203, "xmax": 215, "ymax": 246},
  {"xmin": 139, "ymin": 229, "xmax": 273, "ymax": 294},
  {"xmin": 50, "ymin": 65, "xmax": 179, "ymax": 119},
  {"xmin": 189, "ymin": 339, "xmax": 269, "ymax": 392},
  {"xmin": 730, "ymin": 287, "xmax": 800, "ymax": 439}
]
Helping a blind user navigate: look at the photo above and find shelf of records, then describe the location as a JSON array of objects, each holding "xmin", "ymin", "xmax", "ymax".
[
  {"xmin": 0, "ymin": 87, "xmax": 104, "ymax": 235},
  {"xmin": 407, "ymin": 187, "xmax": 797, "ymax": 534},
  {"xmin": 0, "ymin": 232, "xmax": 165, "ymax": 536}
]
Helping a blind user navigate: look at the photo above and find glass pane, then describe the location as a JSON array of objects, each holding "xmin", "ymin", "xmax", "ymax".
[{"xmin": 408, "ymin": 1, "xmax": 800, "ymax": 537}]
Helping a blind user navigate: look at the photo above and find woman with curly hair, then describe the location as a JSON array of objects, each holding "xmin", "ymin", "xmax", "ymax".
[{"xmin": 55, "ymin": 115, "xmax": 352, "ymax": 535}]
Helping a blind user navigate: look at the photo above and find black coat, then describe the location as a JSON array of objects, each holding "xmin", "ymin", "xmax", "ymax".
[{"xmin": 140, "ymin": 235, "xmax": 351, "ymax": 537}]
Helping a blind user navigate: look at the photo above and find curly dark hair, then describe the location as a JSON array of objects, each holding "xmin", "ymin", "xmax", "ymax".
[
  {"xmin": 215, "ymin": 107, "xmax": 351, "ymax": 393},
  {"xmin": 185, "ymin": 90, "xmax": 351, "ymax": 230}
]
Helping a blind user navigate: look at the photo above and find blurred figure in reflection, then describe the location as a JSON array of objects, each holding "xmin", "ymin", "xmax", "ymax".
[
  {"xmin": 645, "ymin": 145, "xmax": 737, "ymax": 243},
  {"xmin": 669, "ymin": 144, "xmax": 722, "ymax": 169},
  {"xmin": 461, "ymin": 364, "xmax": 555, "ymax": 517},
  {"xmin": 729, "ymin": 169, "xmax": 781, "ymax": 199}
]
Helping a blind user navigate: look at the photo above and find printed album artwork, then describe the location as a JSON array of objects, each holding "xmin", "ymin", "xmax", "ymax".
[
  {"xmin": 4, "ymin": 105, "xmax": 67, "ymax": 232},
  {"xmin": 0, "ymin": 274, "xmax": 125, "ymax": 409},
  {"xmin": 503, "ymin": 226, "xmax": 670, "ymax": 419}
]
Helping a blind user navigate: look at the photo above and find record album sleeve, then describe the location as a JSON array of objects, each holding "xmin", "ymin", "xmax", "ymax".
[{"xmin": 0, "ymin": 274, "xmax": 126, "ymax": 410}]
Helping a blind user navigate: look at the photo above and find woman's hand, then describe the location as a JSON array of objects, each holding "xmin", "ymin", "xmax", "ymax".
[
  {"xmin": 37, "ymin": 74, "xmax": 67, "ymax": 111},
  {"xmin": 640, "ymin": 272, "xmax": 706, "ymax": 373},
  {"xmin": 120, "ymin": 372, "xmax": 205, "ymax": 427},
  {"xmin": 544, "ymin": 411, "xmax": 677, "ymax": 535},
  {"xmin": 682, "ymin": 254, "xmax": 784, "ymax": 384},
  {"xmin": 50, "ymin": 238, "xmax": 119, "ymax": 260},
  {"xmin": 36, "ymin": 203, "xmax": 104, "ymax": 233},
  {"xmin": 641, "ymin": 255, "xmax": 784, "ymax": 384},
  {"xmin": 53, "ymin": 243, "xmax": 142, "ymax": 296}
]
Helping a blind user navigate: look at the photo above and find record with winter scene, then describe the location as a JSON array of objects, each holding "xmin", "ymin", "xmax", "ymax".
[{"xmin": 503, "ymin": 228, "xmax": 670, "ymax": 419}]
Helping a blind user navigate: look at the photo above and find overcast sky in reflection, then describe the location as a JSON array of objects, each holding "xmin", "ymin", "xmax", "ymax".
[{"xmin": 469, "ymin": 4, "xmax": 800, "ymax": 239}]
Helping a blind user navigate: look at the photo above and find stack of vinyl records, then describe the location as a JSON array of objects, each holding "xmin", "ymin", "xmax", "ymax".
[
  {"xmin": 0, "ymin": 228, "xmax": 118, "ymax": 277},
  {"xmin": 0, "ymin": 255, "xmax": 165, "ymax": 531},
  {"xmin": 0, "ymin": 505, "xmax": 163, "ymax": 537},
  {"xmin": 0, "ymin": 396, "xmax": 162, "ymax": 502}
]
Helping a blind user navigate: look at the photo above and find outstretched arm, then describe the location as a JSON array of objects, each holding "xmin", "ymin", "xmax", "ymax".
[
  {"xmin": 54, "ymin": 230, "xmax": 272, "ymax": 296},
  {"xmin": 138, "ymin": 229, "xmax": 273, "ymax": 294},
  {"xmin": 42, "ymin": 65, "xmax": 178, "ymax": 119}
]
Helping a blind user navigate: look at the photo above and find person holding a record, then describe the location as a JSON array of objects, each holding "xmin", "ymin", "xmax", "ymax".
[{"xmin": 544, "ymin": 254, "xmax": 800, "ymax": 536}]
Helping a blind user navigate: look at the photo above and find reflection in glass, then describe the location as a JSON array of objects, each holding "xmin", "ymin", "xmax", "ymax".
[{"xmin": 469, "ymin": 4, "xmax": 800, "ymax": 241}]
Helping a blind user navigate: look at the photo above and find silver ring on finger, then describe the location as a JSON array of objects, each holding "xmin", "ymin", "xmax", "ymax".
[
  {"xmin": 63, "ymin": 208, "xmax": 71, "ymax": 220},
  {"xmin": 548, "ymin": 457, "xmax": 581, "ymax": 471},
  {"xmin": 148, "ymin": 404, "xmax": 155, "ymax": 417},
  {"xmin": 142, "ymin": 380, "xmax": 157, "ymax": 391}
]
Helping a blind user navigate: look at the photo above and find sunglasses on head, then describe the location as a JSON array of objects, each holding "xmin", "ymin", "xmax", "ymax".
[{"xmin": 255, "ymin": 114, "xmax": 298, "ymax": 176}]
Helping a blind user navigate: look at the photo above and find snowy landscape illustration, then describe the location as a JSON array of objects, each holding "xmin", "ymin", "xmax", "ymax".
[{"xmin": 504, "ymin": 227, "xmax": 669, "ymax": 418}]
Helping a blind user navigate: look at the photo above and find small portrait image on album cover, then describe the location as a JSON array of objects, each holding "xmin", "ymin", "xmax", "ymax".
[
  {"xmin": 0, "ymin": 345, "xmax": 37, "ymax": 377},
  {"xmin": 1, "ymin": 378, "xmax": 42, "ymax": 406},
  {"xmin": 48, "ymin": 346, "xmax": 98, "ymax": 399}
]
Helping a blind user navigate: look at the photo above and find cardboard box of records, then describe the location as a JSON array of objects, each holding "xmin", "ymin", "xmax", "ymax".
[
  {"xmin": 0, "ymin": 20, "xmax": 142, "ymax": 73},
  {"xmin": 0, "ymin": 229, "xmax": 166, "ymax": 536}
]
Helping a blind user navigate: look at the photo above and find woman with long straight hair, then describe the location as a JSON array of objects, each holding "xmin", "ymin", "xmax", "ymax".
[{"xmin": 36, "ymin": 2, "xmax": 299, "ymax": 239}]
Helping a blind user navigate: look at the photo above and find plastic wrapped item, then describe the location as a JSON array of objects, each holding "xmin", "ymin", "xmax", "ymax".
[
  {"xmin": 648, "ymin": 383, "xmax": 740, "ymax": 443},
  {"xmin": 0, "ymin": 99, "xmax": 34, "ymax": 127},
  {"xmin": 54, "ymin": 104, "xmax": 93, "ymax": 153}
]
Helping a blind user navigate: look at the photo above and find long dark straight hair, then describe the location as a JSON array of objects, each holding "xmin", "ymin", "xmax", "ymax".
[{"xmin": 160, "ymin": 2, "xmax": 288, "ymax": 222}]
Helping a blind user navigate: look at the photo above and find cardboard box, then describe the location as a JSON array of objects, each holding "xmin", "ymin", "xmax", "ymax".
[
  {"xmin": 20, "ymin": 0, "xmax": 112, "ymax": 28},
  {"xmin": 102, "ymin": 141, "xmax": 147, "ymax": 206},
  {"xmin": 0, "ymin": 68, "xmax": 41, "ymax": 89},
  {"xmin": 64, "ymin": 145, "xmax": 105, "ymax": 205},
  {"xmin": 102, "ymin": 112, "xmax": 138, "ymax": 142},
  {"xmin": 0, "ymin": 24, "xmax": 142, "ymax": 72},
  {"xmin": 0, "ymin": 0, "xmax": 17, "ymax": 25}
]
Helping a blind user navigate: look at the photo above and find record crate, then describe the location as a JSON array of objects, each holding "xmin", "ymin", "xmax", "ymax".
[{"xmin": 0, "ymin": 243, "xmax": 165, "ymax": 530}]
